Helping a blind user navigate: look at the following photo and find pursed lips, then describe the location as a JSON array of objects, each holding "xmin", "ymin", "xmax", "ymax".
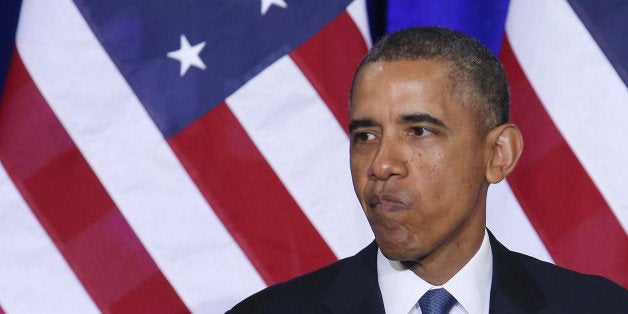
[{"xmin": 368, "ymin": 192, "xmax": 410, "ymax": 212}]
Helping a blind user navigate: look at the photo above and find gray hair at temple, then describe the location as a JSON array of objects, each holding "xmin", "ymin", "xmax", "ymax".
[{"xmin": 350, "ymin": 26, "xmax": 510, "ymax": 133}]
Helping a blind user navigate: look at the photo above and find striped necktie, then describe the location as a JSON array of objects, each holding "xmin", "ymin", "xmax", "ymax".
[{"xmin": 418, "ymin": 288, "xmax": 457, "ymax": 314}]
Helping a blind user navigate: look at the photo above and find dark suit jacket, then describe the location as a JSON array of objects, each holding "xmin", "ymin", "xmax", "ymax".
[{"xmin": 228, "ymin": 232, "xmax": 628, "ymax": 313}]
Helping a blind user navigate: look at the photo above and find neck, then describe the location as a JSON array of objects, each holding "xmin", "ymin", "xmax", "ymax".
[{"xmin": 405, "ymin": 219, "xmax": 486, "ymax": 285}]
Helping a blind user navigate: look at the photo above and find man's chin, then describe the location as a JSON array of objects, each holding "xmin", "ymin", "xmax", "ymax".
[{"xmin": 376, "ymin": 239, "xmax": 424, "ymax": 262}]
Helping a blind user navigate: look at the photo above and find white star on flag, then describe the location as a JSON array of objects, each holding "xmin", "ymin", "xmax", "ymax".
[
  {"xmin": 167, "ymin": 34, "xmax": 207, "ymax": 77},
  {"xmin": 260, "ymin": 0, "xmax": 287, "ymax": 15}
]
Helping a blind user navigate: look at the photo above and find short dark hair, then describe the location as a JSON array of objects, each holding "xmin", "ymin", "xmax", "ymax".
[{"xmin": 351, "ymin": 26, "xmax": 510, "ymax": 132}]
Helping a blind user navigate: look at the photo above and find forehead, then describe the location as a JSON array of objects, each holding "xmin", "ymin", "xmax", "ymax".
[{"xmin": 350, "ymin": 60, "xmax": 463, "ymax": 120}]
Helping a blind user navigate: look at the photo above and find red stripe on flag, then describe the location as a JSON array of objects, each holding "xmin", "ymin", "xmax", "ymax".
[
  {"xmin": 501, "ymin": 38, "xmax": 628, "ymax": 288},
  {"xmin": 290, "ymin": 11, "xmax": 368, "ymax": 132},
  {"xmin": 168, "ymin": 103, "xmax": 337, "ymax": 285},
  {"xmin": 0, "ymin": 52, "xmax": 190, "ymax": 313}
]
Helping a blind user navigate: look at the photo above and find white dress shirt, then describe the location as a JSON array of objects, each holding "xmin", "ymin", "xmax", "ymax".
[{"xmin": 377, "ymin": 230, "xmax": 493, "ymax": 314}]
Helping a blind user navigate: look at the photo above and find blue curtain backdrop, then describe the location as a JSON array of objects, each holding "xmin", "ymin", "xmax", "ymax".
[
  {"xmin": 384, "ymin": 0, "xmax": 510, "ymax": 56},
  {"xmin": 0, "ymin": 0, "xmax": 22, "ymax": 102}
]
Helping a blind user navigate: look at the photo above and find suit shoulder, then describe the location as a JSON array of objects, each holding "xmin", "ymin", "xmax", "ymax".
[
  {"xmin": 227, "ymin": 255, "xmax": 353, "ymax": 313},
  {"xmin": 514, "ymin": 251, "xmax": 628, "ymax": 310}
]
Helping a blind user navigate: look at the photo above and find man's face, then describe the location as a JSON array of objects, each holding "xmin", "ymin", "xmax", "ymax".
[{"xmin": 349, "ymin": 60, "xmax": 490, "ymax": 264}]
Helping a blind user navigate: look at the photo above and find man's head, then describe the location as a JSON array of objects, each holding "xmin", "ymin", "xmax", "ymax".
[
  {"xmin": 351, "ymin": 26, "xmax": 509, "ymax": 134},
  {"xmin": 349, "ymin": 27, "xmax": 522, "ymax": 283}
]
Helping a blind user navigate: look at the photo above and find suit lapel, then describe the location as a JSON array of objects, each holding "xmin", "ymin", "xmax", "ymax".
[
  {"xmin": 319, "ymin": 233, "xmax": 548, "ymax": 313},
  {"xmin": 321, "ymin": 241, "xmax": 385, "ymax": 314},
  {"xmin": 488, "ymin": 231, "xmax": 546, "ymax": 313}
]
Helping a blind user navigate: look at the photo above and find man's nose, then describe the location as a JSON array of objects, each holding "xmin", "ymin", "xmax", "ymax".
[{"xmin": 368, "ymin": 139, "xmax": 408, "ymax": 180}]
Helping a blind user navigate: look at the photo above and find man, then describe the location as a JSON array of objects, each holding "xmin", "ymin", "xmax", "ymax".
[{"xmin": 228, "ymin": 27, "xmax": 628, "ymax": 313}]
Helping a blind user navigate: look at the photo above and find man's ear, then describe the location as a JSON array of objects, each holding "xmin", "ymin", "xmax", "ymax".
[{"xmin": 485, "ymin": 123, "xmax": 523, "ymax": 183}]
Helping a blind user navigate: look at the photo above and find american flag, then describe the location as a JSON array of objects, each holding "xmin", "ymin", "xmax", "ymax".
[{"xmin": 0, "ymin": 0, "xmax": 625, "ymax": 313}]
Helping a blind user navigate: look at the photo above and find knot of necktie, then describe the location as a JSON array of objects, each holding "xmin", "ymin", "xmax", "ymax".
[{"xmin": 418, "ymin": 288, "xmax": 457, "ymax": 314}]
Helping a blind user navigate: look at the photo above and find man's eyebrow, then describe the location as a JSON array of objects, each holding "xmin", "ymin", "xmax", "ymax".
[
  {"xmin": 400, "ymin": 113, "xmax": 446, "ymax": 128},
  {"xmin": 348, "ymin": 118, "xmax": 376, "ymax": 133}
]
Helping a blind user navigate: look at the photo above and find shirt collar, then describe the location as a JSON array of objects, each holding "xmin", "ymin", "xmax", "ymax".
[{"xmin": 377, "ymin": 230, "xmax": 493, "ymax": 314}]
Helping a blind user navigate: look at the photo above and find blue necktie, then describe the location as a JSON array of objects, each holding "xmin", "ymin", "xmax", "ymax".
[{"xmin": 418, "ymin": 288, "xmax": 457, "ymax": 314}]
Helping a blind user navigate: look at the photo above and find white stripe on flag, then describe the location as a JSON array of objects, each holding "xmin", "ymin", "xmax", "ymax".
[
  {"xmin": 15, "ymin": 0, "xmax": 265, "ymax": 312},
  {"xmin": 487, "ymin": 181, "xmax": 554, "ymax": 263},
  {"xmin": 506, "ymin": 0, "xmax": 628, "ymax": 232},
  {"xmin": 347, "ymin": 0, "xmax": 372, "ymax": 48},
  {"xmin": 227, "ymin": 55, "xmax": 374, "ymax": 259},
  {"xmin": 0, "ymin": 164, "xmax": 99, "ymax": 313}
]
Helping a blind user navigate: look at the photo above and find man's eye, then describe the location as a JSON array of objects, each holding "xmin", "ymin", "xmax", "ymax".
[
  {"xmin": 411, "ymin": 127, "xmax": 432, "ymax": 137},
  {"xmin": 354, "ymin": 132, "xmax": 376, "ymax": 142}
]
